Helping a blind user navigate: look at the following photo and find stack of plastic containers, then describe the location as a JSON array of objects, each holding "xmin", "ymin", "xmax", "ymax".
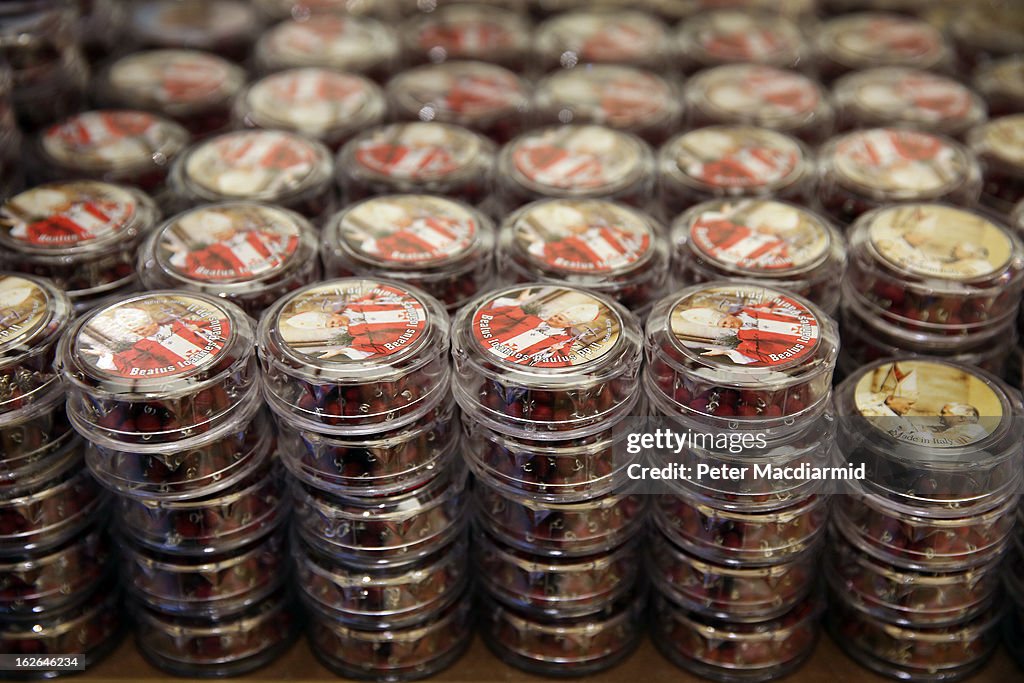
[
  {"xmin": 839, "ymin": 204, "xmax": 1024, "ymax": 378},
  {"xmin": 643, "ymin": 282, "xmax": 839, "ymax": 682},
  {"xmin": 55, "ymin": 290, "xmax": 294, "ymax": 676},
  {"xmin": 830, "ymin": 359, "xmax": 1021, "ymax": 681},
  {"xmin": 0, "ymin": 273, "xmax": 119, "ymax": 669},
  {"xmin": 258, "ymin": 278, "xmax": 471, "ymax": 681},
  {"xmin": 452, "ymin": 283, "xmax": 648, "ymax": 675},
  {"xmin": 1004, "ymin": 501, "xmax": 1024, "ymax": 669},
  {"xmin": 0, "ymin": 181, "xmax": 160, "ymax": 313},
  {"xmin": 967, "ymin": 114, "xmax": 1024, "ymax": 216}
]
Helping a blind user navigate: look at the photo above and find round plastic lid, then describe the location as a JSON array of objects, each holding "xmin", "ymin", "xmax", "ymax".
[
  {"xmin": 388, "ymin": 61, "xmax": 528, "ymax": 121},
  {"xmin": 504, "ymin": 125, "xmax": 648, "ymax": 196},
  {"xmin": 0, "ymin": 181, "xmax": 144, "ymax": 255},
  {"xmin": 258, "ymin": 14, "xmax": 398, "ymax": 72},
  {"xmin": 682, "ymin": 10, "xmax": 803, "ymax": 65},
  {"xmin": 42, "ymin": 110, "xmax": 189, "ymax": 172},
  {"xmin": 328, "ymin": 195, "xmax": 481, "ymax": 270},
  {"xmin": 506, "ymin": 199, "xmax": 655, "ymax": 276},
  {"xmin": 406, "ymin": 4, "xmax": 529, "ymax": 61},
  {"xmin": 535, "ymin": 65, "xmax": 676, "ymax": 130},
  {"xmin": 682, "ymin": 199, "xmax": 832, "ymax": 276},
  {"xmin": 662, "ymin": 126, "xmax": 806, "ymax": 193},
  {"xmin": 148, "ymin": 203, "xmax": 313, "ymax": 286},
  {"xmin": 347, "ymin": 122, "xmax": 484, "ymax": 182},
  {"xmin": 820, "ymin": 12, "xmax": 946, "ymax": 68},
  {"xmin": 105, "ymin": 50, "xmax": 245, "ymax": 114},
  {"xmin": 0, "ymin": 274, "xmax": 64, "ymax": 360},
  {"xmin": 860, "ymin": 204, "xmax": 1015, "ymax": 282},
  {"xmin": 536, "ymin": 10, "xmax": 668, "ymax": 65},
  {"xmin": 181, "ymin": 130, "xmax": 331, "ymax": 202},
  {"xmin": 970, "ymin": 114, "xmax": 1024, "ymax": 168},
  {"xmin": 829, "ymin": 128, "xmax": 972, "ymax": 198},
  {"xmin": 130, "ymin": 0, "xmax": 258, "ymax": 46},
  {"xmin": 838, "ymin": 67, "xmax": 985, "ymax": 129},
  {"xmin": 688, "ymin": 64, "xmax": 825, "ymax": 127}
]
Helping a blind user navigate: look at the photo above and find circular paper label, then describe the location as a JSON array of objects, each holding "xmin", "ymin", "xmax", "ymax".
[
  {"xmin": 77, "ymin": 294, "xmax": 233, "ymax": 380},
  {"xmin": 542, "ymin": 66, "xmax": 673, "ymax": 129},
  {"xmin": 854, "ymin": 360, "xmax": 1001, "ymax": 447},
  {"xmin": 541, "ymin": 11, "xmax": 665, "ymax": 63},
  {"xmin": 246, "ymin": 69, "xmax": 374, "ymax": 135},
  {"xmin": 698, "ymin": 65, "xmax": 820, "ymax": 123},
  {"xmin": 43, "ymin": 111, "xmax": 186, "ymax": 171},
  {"xmin": 849, "ymin": 68, "xmax": 975, "ymax": 124},
  {"xmin": 510, "ymin": 126, "xmax": 642, "ymax": 193},
  {"xmin": 353, "ymin": 123, "xmax": 480, "ymax": 181},
  {"xmin": 339, "ymin": 196, "xmax": 476, "ymax": 267},
  {"xmin": 512, "ymin": 200, "xmax": 652, "ymax": 274},
  {"xmin": 668, "ymin": 127, "xmax": 802, "ymax": 191},
  {"xmin": 867, "ymin": 204, "xmax": 1011, "ymax": 281},
  {"xmin": 669, "ymin": 285, "xmax": 820, "ymax": 368},
  {"xmin": 833, "ymin": 128, "xmax": 966, "ymax": 195},
  {"xmin": 415, "ymin": 7, "xmax": 522, "ymax": 57},
  {"xmin": 0, "ymin": 276, "xmax": 51, "ymax": 354},
  {"xmin": 0, "ymin": 182, "xmax": 138, "ymax": 250},
  {"xmin": 391, "ymin": 62, "xmax": 526, "ymax": 118},
  {"xmin": 471, "ymin": 285, "xmax": 621, "ymax": 368},
  {"xmin": 690, "ymin": 11, "xmax": 801, "ymax": 63},
  {"xmin": 157, "ymin": 204, "xmax": 301, "ymax": 283},
  {"xmin": 980, "ymin": 115, "xmax": 1024, "ymax": 166},
  {"xmin": 827, "ymin": 14, "xmax": 944, "ymax": 65},
  {"xmin": 185, "ymin": 131, "xmax": 320, "ymax": 199},
  {"xmin": 263, "ymin": 15, "xmax": 394, "ymax": 70},
  {"xmin": 276, "ymin": 281, "xmax": 428, "ymax": 362},
  {"xmin": 689, "ymin": 200, "xmax": 829, "ymax": 274},
  {"xmin": 108, "ymin": 50, "xmax": 243, "ymax": 109}
]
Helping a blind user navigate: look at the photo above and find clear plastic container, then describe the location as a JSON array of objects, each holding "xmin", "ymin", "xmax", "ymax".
[
  {"xmin": 138, "ymin": 202, "xmax": 321, "ymax": 317},
  {"xmin": 815, "ymin": 12, "xmax": 952, "ymax": 81},
  {"xmin": 233, "ymin": 68, "xmax": 387, "ymax": 151},
  {"xmin": 0, "ymin": 183, "xmax": 159, "ymax": 306},
  {"xmin": 277, "ymin": 394, "xmax": 456, "ymax": 495},
  {"xmin": 645, "ymin": 282, "xmax": 839, "ymax": 426},
  {"xmin": 684, "ymin": 66, "xmax": 834, "ymax": 145},
  {"xmin": 121, "ymin": 530, "xmax": 288, "ymax": 617},
  {"xmin": 495, "ymin": 125, "xmax": 655, "ymax": 211},
  {"xmin": 533, "ymin": 9, "xmax": 671, "ymax": 72},
  {"xmin": 31, "ymin": 110, "xmax": 190, "ymax": 193},
  {"xmin": 0, "ymin": 524, "xmax": 110, "ymax": 616},
  {"xmin": 481, "ymin": 592, "xmax": 644, "ymax": 677},
  {"xmin": 843, "ymin": 205, "xmax": 1024, "ymax": 336},
  {"xmin": 817, "ymin": 129, "xmax": 982, "ymax": 226},
  {"xmin": 0, "ymin": 427, "xmax": 79, "ymax": 498},
  {"xmin": 167, "ymin": 130, "xmax": 336, "ymax": 223},
  {"xmin": 532, "ymin": 66, "xmax": 681, "ymax": 145},
  {"xmin": 474, "ymin": 478, "xmax": 646, "ymax": 557},
  {"xmin": 461, "ymin": 408, "xmax": 641, "ymax": 502},
  {"xmin": 308, "ymin": 593, "xmax": 471, "ymax": 681},
  {"xmin": 973, "ymin": 56, "xmax": 1024, "ymax": 119},
  {"xmin": 0, "ymin": 456, "xmax": 107, "ymax": 556},
  {"xmin": 295, "ymin": 534, "xmax": 467, "ymax": 629},
  {"xmin": 649, "ymin": 529, "xmax": 816, "ymax": 622},
  {"xmin": 0, "ymin": 389, "xmax": 72, "ymax": 476},
  {"xmin": 451, "ymin": 284, "xmax": 643, "ymax": 439},
  {"xmin": 826, "ymin": 530, "xmax": 1001, "ymax": 628},
  {"xmin": 827, "ymin": 590, "xmax": 1000, "ymax": 683},
  {"xmin": 321, "ymin": 195, "xmax": 495, "ymax": 312},
  {"xmin": 115, "ymin": 460, "xmax": 287, "ymax": 556},
  {"xmin": 337, "ymin": 122, "xmax": 495, "ymax": 206},
  {"xmin": 258, "ymin": 278, "xmax": 451, "ymax": 434},
  {"xmin": 654, "ymin": 492, "xmax": 828, "ymax": 567},
  {"xmin": 675, "ymin": 10, "xmax": 808, "ymax": 72},
  {"xmin": 125, "ymin": 0, "xmax": 262, "ymax": 61},
  {"xmin": 57, "ymin": 291, "xmax": 258, "ymax": 446},
  {"xmin": 652, "ymin": 592, "xmax": 822, "ymax": 683},
  {"xmin": 85, "ymin": 397, "xmax": 272, "ymax": 501},
  {"xmin": 497, "ymin": 199, "xmax": 669, "ymax": 314},
  {"xmin": 658, "ymin": 126, "xmax": 815, "ymax": 216},
  {"xmin": 0, "ymin": 273, "xmax": 72, "ymax": 415},
  {"xmin": 399, "ymin": 3, "xmax": 532, "ymax": 70},
  {"xmin": 948, "ymin": 3, "xmax": 1024, "ymax": 74},
  {"xmin": 132, "ymin": 588, "xmax": 297, "ymax": 678},
  {"xmin": 253, "ymin": 14, "xmax": 399, "ymax": 79},
  {"xmin": 292, "ymin": 460, "xmax": 467, "ymax": 566},
  {"xmin": 95, "ymin": 49, "xmax": 246, "ymax": 138},
  {"xmin": 0, "ymin": 583, "xmax": 121, "ymax": 667},
  {"xmin": 474, "ymin": 528, "xmax": 640, "ymax": 619},
  {"xmin": 386, "ymin": 61, "xmax": 530, "ymax": 143},
  {"xmin": 966, "ymin": 114, "xmax": 1024, "ymax": 215},
  {"xmin": 671, "ymin": 200, "xmax": 846, "ymax": 316},
  {"xmin": 833, "ymin": 490, "xmax": 1017, "ymax": 572},
  {"xmin": 833, "ymin": 68, "xmax": 987, "ymax": 140}
]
